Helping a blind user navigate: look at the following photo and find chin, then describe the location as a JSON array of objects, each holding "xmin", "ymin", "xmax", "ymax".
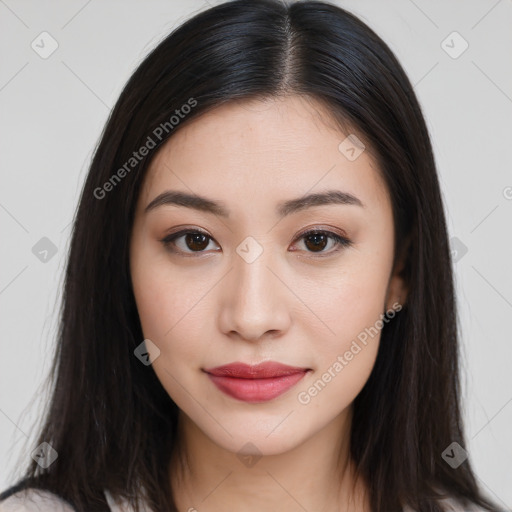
[
  {"xmin": 217, "ymin": 430, "xmax": 304, "ymax": 458},
  {"xmin": 195, "ymin": 410, "xmax": 316, "ymax": 459}
]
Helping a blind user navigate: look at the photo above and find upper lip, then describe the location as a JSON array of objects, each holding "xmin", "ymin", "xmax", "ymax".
[{"xmin": 204, "ymin": 362, "xmax": 310, "ymax": 379}]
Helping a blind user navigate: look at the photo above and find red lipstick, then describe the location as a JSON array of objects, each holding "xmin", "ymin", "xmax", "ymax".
[{"xmin": 204, "ymin": 362, "xmax": 310, "ymax": 403}]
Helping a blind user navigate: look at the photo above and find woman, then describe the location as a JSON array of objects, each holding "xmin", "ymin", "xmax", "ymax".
[{"xmin": 0, "ymin": 0, "xmax": 502, "ymax": 511}]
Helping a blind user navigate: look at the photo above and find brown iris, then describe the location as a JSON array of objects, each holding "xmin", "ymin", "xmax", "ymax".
[
  {"xmin": 184, "ymin": 233, "xmax": 210, "ymax": 251},
  {"xmin": 303, "ymin": 232, "xmax": 328, "ymax": 252}
]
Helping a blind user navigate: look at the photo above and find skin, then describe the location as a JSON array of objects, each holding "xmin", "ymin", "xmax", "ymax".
[{"xmin": 129, "ymin": 94, "xmax": 407, "ymax": 511}]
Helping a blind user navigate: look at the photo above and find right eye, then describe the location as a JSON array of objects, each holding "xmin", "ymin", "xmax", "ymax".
[{"xmin": 160, "ymin": 229, "xmax": 221, "ymax": 256}]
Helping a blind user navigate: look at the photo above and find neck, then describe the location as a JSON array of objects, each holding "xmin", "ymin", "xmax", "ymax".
[{"xmin": 169, "ymin": 408, "xmax": 369, "ymax": 512}]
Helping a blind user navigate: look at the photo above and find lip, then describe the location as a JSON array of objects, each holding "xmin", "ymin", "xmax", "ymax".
[{"xmin": 203, "ymin": 362, "xmax": 310, "ymax": 403}]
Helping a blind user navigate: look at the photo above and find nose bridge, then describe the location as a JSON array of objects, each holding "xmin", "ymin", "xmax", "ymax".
[
  {"xmin": 219, "ymin": 236, "xmax": 289, "ymax": 340},
  {"xmin": 235, "ymin": 244, "xmax": 273, "ymax": 301},
  {"xmin": 233, "ymin": 238, "xmax": 278, "ymax": 313}
]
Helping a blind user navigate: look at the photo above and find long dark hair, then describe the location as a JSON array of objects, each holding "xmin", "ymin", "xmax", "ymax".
[{"xmin": 1, "ymin": 1, "xmax": 501, "ymax": 511}]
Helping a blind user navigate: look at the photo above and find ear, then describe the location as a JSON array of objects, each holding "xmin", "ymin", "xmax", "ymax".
[{"xmin": 385, "ymin": 237, "xmax": 410, "ymax": 312}]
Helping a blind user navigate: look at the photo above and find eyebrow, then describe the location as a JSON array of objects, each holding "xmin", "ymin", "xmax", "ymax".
[{"xmin": 144, "ymin": 189, "xmax": 364, "ymax": 218}]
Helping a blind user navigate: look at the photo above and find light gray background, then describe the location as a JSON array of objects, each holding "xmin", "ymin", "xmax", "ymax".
[{"xmin": 1, "ymin": 0, "xmax": 511, "ymax": 508}]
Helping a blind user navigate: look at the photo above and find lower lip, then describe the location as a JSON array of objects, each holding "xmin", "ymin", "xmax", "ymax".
[{"xmin": 207, "ymin": 371, "xmax": 308, "ymax": 403}]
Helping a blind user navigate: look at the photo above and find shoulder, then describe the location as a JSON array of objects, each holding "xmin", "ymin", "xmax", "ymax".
[
  {"xmin": 0, "ymin": 484, "xmax": 153, "ymax": 512},
  {"xmin": 0, "ymin": 488, "xmax": 75, "ymax": 512}
]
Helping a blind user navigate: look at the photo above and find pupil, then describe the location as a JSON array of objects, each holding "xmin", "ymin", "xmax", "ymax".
[
  {"xmin": 306, "ymin": 234, "xmax": 327, "ymax": 252},
  {"xmin": 186, "ymin": 233, "xmax": 208, "ymax": 251}
]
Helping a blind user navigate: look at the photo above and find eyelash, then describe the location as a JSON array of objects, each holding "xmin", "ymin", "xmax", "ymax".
[{"xmin": 159, "ymin": 228, "xmax": 352, "ymax": 257}]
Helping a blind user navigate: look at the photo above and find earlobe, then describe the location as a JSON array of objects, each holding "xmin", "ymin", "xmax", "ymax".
[
  {"xmin": 385, "ymin": 273, "xmax": 408, "ymax": 312},
  {"xmin": 385, "ymin": 238, "xmax": 410, "ymax": 312}
]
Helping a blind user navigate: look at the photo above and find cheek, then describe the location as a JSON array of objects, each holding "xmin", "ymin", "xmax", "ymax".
[
  {"xmin": 297, "ymin": 342, "xmax": 378, "ymax": 421},
  {"xmin": 131, "ymin": 263, "xmax": 173, "ymax": 340},
  {"xmin": 297, "ymin": 246, "xmax": 392, "ymax": 407},
  {"xmin": 131, "ymin": 242, "xmax": 197, "ymax": 337},
  {"xmin": 130, "ymin": 251, "xmax": 217, "ymax": 375},
  {"xmin": 308, "ymin": 257, "xmax": 392, "ymax": 345},
  {"xmin": 295, "ymin": 269, "xmax": 387, "ymax": 414},
  {"xmin": 132, "ymin": 265, "xmax": 209, "ymax": 406}
]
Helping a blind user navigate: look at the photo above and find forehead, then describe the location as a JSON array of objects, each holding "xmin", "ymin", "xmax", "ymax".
[{"xmin": 137, "ymin": 95, "xmax": 390, "ymax": 217}]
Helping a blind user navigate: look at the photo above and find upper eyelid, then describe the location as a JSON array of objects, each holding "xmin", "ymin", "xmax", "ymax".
[{"xmin": 295, "ymin": 226, "xmax": 349, "ymax": 239}]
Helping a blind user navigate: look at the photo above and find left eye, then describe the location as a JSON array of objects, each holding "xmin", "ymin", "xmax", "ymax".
[
  {"xmin": 160, "ymin": 229, "xmax": 352, "ymax": 256},
  {"xmin": 292, "ymin": 229, "xmax": 352, "ymax": 255}
]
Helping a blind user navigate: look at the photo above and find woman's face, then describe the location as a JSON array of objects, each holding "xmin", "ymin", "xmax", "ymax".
[{"xmin": 130, "ymin": 95, "xmax": 406, "ymax": 456}]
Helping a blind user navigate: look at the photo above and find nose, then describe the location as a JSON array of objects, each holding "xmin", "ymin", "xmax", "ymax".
[{"xmin": 217, "ymin": 247, "xmax": 291, "ymax": 343}]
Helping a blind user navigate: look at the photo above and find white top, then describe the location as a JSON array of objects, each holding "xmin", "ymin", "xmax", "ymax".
[
  {"xmin": 0, "ymin": 488, "xmax": 154, "ymax": 512},
  {"xmin": 0, "ymin": 487, "xmax": 490, "ymax": 511}
]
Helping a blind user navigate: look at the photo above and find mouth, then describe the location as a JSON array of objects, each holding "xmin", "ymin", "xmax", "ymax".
[{"xmin": 203, "ymin": 362, "xmax": 311, "ymax": 403}]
